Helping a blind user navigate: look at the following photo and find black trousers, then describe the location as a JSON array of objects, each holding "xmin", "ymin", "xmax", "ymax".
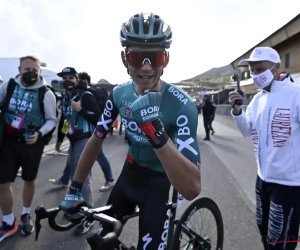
[
  {"xmin": 255, "ymin": 175, "xmax": 300, "ymax": 250},
  {"xmin": 119, "ymin": 121, "xmax": 123, "ymax": 134},
  {"xmin": 99, "ymin": 160, "xmax": 171, "ymax": 250},
  {"xmin": 209, "ymin": 115, "xmax": 214, "ymax": 131},
  {"xmin": 203, "ymin": 116, "xmax": 211, "ymax": 138}
]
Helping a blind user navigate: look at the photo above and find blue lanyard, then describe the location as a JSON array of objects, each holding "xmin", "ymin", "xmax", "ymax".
[{"xmin": 64, "ymin": 93, "xmax": 79, "ymax": 120}]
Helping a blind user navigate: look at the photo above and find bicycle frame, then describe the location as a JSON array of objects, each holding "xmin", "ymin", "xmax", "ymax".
[
  {"xmin": 35, "ymin": 188, "xmax": 212, "ymax": 250},
  {"xmin": 114, "ymin": 188, "xmax": 181, "ymax": 249},
  {"xmin": 166, "ymin": 189, "xmax": 211, "ymax": 250},
  {"xmin": 119, "ymin": 188, "xmax": 210, "ymax": 250},
  {"xmin": 165, "ymin": 188, "xmax": 179, "ymax": 249}
]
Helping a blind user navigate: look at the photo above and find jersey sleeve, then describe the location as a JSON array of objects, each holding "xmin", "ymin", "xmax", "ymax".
[
  {"xmin": 174, "ymin": 101, "xmax": 201, "ymax": 169},
  {"xmin": 94, "ymin": 90, "xmax": 119, "ymax": 139}
]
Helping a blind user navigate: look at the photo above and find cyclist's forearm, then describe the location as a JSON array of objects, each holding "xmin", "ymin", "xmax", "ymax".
[
  {"xmin": 73, "ymin": 135, "xmax": 104, "ymax": 183},
  {"xmin": 154, "ymin": 140, "xmax": 201, "ymax": 201}
]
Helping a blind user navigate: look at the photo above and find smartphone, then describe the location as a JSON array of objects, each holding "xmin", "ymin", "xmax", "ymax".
[
  {"xmin": 72, "ymin": 93, "xmax": 80, "ymax": 102},
  {"xmin": 234, "ymin": 75, "xmax": 243, "ymax": 106}
]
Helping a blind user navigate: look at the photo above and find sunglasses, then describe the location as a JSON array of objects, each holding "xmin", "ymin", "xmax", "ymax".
[{"xmin": 126, "ymin": 51, "xmax": 167, "ymax": 68}]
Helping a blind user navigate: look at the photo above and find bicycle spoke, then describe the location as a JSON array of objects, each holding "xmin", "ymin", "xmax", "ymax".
[{"xmin": 178, "ymin": 207, "xmax": 219, "ymax": 249}]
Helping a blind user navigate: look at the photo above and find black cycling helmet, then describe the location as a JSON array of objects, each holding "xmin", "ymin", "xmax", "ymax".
[{"xmin": 120, "ymin": 12, "xmax": 172, "ymax": 49}]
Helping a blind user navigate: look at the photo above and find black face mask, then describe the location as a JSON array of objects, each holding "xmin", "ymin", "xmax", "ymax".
[
  {"xmin": 22, "ymin": 71, "xmax": 38, "ymax": 86},
  {"xmin": 63, "ymin": 80, "xmax": 76, "ymax": 91}
]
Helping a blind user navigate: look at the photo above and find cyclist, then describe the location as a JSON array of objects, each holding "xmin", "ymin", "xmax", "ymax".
[{"xmin": 61, "ymin": 12, "xmax": 201, "ymax": 250}]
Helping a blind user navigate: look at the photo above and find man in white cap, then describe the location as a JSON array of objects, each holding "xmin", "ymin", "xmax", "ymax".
[{"xmin": 229, "ymin": 47, "xmax": 300, "ymax": 250}]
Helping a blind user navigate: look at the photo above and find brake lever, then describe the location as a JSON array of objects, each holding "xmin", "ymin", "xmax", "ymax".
[
  {"xmin": 86, "ymin": 214, "xmax": 123, "ymax": 249},
  {"xmin": 35, "ymin": 216, "xmax": 41, "ymax": 241},
  {"xmin": 35, "ymin": 205, "xmax": 60, "ymax": 241},
  {"xmin": 35, "ymin": 205, "xmax": 48, "ymax": 241}
]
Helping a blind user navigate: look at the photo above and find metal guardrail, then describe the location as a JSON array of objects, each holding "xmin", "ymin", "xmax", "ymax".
[{"xmin": 214, "ymin": 104, "xmax": 248, "ymax": 116}]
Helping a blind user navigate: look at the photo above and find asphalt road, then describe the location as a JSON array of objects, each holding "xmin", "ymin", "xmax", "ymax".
[{"xmin": 1, "ymin": 114, "xmax": 295, "ymax": 250}]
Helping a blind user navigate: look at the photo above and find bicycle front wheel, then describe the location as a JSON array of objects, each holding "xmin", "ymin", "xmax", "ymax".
[{"xmin": 171, "ymin": 197, "xmax": 224, "ymax": 250}]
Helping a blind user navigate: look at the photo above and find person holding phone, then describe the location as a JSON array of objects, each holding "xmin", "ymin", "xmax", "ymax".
[
  {"xmin": 229, "ymin": 47, "xmax": 300, "ymax": 250},
  {"xmin": 55, "ymin": 67, "xmax": 101, "ymax": 235}
]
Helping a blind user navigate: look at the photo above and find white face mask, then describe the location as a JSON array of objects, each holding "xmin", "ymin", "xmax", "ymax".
[{"xmin": 252, "ymin": 65, "xmax": 275, "ymax": 89}]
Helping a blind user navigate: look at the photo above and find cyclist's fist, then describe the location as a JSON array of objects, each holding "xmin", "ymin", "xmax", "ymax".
[
  {"xmin": 131, "ymin": 90, "xmax": 162, "ymax": 126},
  {"xmin": 131, "ymin": 90, "xmax": 169, "ymax": 149},
  {"xmin": 60, "ymin": 181, "xmax": 86, "ymax": 214}
]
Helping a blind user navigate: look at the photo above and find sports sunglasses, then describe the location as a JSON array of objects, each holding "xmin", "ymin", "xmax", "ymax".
[{"xmin": 126, "ymin": 50, "xmax": 168, "ymax": 68}]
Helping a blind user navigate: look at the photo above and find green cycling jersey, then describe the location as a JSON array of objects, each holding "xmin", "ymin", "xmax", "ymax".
[{"xmin": 94, "ymin": 81, "xmax": 201, "ymax": 172}]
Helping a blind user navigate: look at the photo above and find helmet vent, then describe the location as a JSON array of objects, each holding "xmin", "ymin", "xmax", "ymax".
[
  {"xmin": 124, "ymin": 22, "xmax": 130, "ymax": 32},
  {"xmin": 127, "ymin": 36, "xmax": 165, "ymax": 44},
  {"xmin": 120, "ymin": 12, "xmax": 173, "ymax": 48},
  {"xmin": 153, "ymin": 19, "xmax": 160, "ymax": 35},
  {"xmin": 143, "ymin": 19, "xmax": 150, "ymax": 34},
  {"xmin": 132, "ymin": 18, "xmax": 139, "ymax": 34}
]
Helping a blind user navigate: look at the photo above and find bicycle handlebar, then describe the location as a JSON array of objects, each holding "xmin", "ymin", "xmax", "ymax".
[{"xmin": 35, "ymin": 205, "xmax": 123, "ymax": 249}]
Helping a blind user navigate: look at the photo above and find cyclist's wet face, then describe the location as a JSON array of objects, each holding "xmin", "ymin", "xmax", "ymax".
[{"xmin": 123, "ymin": 46, "xmax": 168, "ymax": 91}]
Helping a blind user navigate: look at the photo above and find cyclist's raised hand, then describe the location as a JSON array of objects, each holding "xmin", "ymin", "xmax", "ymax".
[
  {"xmin": 130, "ymin": 90, "xmax": 169, "ymax": 149},
  {"xmin": 60, "ymin": 181, "xmax": 86, "ymax": 213},
  {"xmin": 131, "ymin": 90, "xmax": 162, "ymax": 126}
]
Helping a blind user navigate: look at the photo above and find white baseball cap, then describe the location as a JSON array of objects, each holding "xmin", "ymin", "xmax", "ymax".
[{"xmin": 238, "ymin": 47, "xmax": 281, "ymax": 66}]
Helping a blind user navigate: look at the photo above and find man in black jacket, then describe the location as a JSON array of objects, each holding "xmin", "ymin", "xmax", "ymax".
[
  {"xmin": 55, "ymin": 67, "xmax": 101, "ymax": 234},
  {"xmin": 202, "ymin": 95, "xmax": 214, "ymax": 141}
]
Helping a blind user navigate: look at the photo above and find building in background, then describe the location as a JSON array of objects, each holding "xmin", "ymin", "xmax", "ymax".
[
  {"xmin": 173, "ymin": 65, "xmax": 238, "ymax": 104},
  {"xmin": 174, "ymin": 14, "xmax": 300, "ymax": 107},
  {"xmin": 230, "ymin": 13, "xmax": 300, "ymax": 104}
]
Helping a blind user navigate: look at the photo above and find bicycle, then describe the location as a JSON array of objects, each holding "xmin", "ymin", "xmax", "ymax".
[{"xmin": 35, "ymin": 189, "xmax": 224, "ymax": 250}]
